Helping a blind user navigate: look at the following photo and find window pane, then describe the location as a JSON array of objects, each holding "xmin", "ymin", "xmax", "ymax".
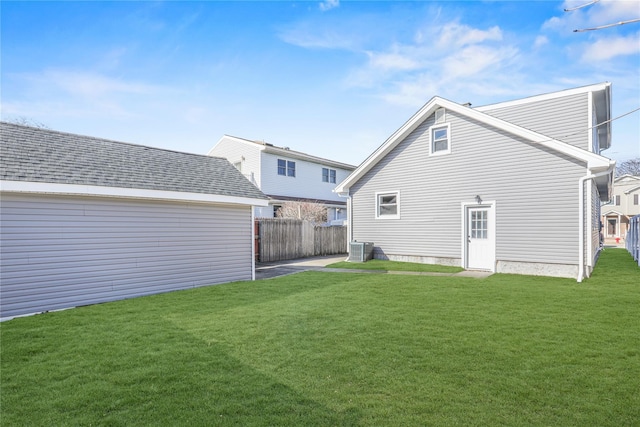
[
  {"xmin": 378, "ymin": 193, "xmax": 398, "ymax": 217},
  {"xmin": 330, "ymin": 169, "xmax": 336, "ymax": 183},
  {"xmin": 434, "ymin": 128, "xmax": 447, "ymax": 140},
  {"xmin": 380, "ymin": 205, "xmax": 397, "ymax": 215},
  {"xmin": 322, "ymin": 168, "xmax": 329, "ymax": 182},
  {"xmin": 381, "ymin": 195, "xmax": 396, "ymax": 204},
  {"xmin": 287, "ymin": 161, "xmax": 296, "ymax": 177},
  {"xmin": 434, "ymin": 140, "xmax": 447, "ymax": 151},
  {"xmin": 277, "ymin": 159, "xmax": 286, "ymax": 176},
  {"xmin": 432, "ymin": 127, "xmax": 449, "ymax": 152}
]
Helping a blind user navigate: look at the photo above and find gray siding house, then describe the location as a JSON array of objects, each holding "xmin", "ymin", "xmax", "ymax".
[
  {"xmin": 0, "ymin": 122, "xmax": 268, "ymax": 319},
  {"xmin": 335, "ymin": 83, "xmax": 615, "ymax": 281}
]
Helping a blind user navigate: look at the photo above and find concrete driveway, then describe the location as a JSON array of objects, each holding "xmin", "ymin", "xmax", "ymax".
[{"xmin": 255, "ymin": 255, "xmax": 348, "ymax": 280}]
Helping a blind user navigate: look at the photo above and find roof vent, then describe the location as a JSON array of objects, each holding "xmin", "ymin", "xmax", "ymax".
[
  {"xmin": 462, "ymin": 102, "xmax": 472, "ymax": 107},
  {"xmin": 283, "ymin": 147, "xmax": 290, "ymax": 150}
]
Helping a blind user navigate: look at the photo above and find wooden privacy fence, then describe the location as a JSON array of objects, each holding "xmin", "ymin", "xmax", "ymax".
[{"xmin": 256, "ymin": 219, "xmax": 348, "ymax": 262}]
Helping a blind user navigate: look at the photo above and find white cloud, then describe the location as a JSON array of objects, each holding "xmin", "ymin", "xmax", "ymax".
[
  {"xmin": 436, "ymin": 23, "xmax": 503, "ymax": 49},
  {"xmin": 441, "ymin": 45, "xmax": 519, "ymax": 80},
  {"xmin": 39, "ymin": 69, "xmax": 159, "ymax": 97},
  {"xmin": 366, "ymin": 49, "xmax": 421, "ymax": 71},
  {"xmin": 5, "ymin": 69, "xmax": 169, "ymax": 119},
  {"xmin": 319, "ymin": 0, "xmax": 339, "ymax": 12},
  {"xmin": 581, "ymin": 32, "xmax": 640, "ymax": 61},
  {"xmin": 278, "ymin": 24, "xmax": 357, "ymax": 50},
  {"xmin": 534, "ymin": 35, "xmax": 549, "ymax": 49},
  {"xmin": 341, "ymin": 17, "xmax": 521, "ymax": 107}
]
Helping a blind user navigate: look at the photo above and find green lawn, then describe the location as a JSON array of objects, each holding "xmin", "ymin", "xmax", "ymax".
[
  {"xmin": 327, "ymin": 259, "xmax": 464, "ymax": 273},
  {"xmin": 1, "ymin": 249, "xmax": 638, "ymax": 426}
]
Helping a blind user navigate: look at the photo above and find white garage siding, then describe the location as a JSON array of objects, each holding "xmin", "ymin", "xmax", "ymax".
[{"xmin": 0, "ymin": 193, "xmax": 254, "ymax": 319}]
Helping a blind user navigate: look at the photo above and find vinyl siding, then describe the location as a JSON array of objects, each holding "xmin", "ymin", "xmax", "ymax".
[
  {"xmin": 208, "ymin": 137, "xmax": 262, "ymax": 188},
  {"xmin": 350, "ymin": 109, "xmax": 587, "ymax": 267},
  {"xmin": 260, "ymin": 152, "xmax": 352, "ymax": 202},
  {"xmin": 0, "ymin": 193, "xmax": 253, "ymax": 318},
  {"xmin": 481, "ymin": 93, "xmax": 589, "ymax": 151}
]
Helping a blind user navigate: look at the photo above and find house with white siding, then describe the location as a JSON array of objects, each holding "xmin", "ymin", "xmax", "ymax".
[
  {"xmin": 208, "ymin": 135, "xmax": 356, "ymax": 224},
  {"xmin": 0, "ymin": 122, "xmax": 268, "ymax": 319},
  {"xmin": 602, "ymin": 174, "xmax": 640, "ymax": 245},
  {"xmin": 335, "ymin": 83, "xmax": 615, "ymax": 281}
]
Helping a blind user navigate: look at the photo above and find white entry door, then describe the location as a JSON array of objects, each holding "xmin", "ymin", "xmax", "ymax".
[{"xmin": 466, "ymin": 206, "xmax": 495, "ymax": 270}]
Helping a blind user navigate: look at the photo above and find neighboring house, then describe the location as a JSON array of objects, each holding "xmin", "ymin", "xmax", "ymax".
[
  {"xmin": 0, "ymin": 122, "xmax": 268, "ymax": 319},
  {"xmin": 335, "ymin": 83, "xmax": 615, "ymax": 281},
  {"xmin": 601, "ymin": 174, "xmax": 640, "ymax": 244},
  {"xmin": 208, "ymin": 135, "xmax": 356, "ymax": 224}
]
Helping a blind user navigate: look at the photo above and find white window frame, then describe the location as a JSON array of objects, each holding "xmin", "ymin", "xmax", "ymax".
[
  {"xmin": 429, "ymin": 123, "xmax": 451, "ymax": 156},
  {"xmin": 375, "ymin": 191, "xmax": 400, "ymax": 219}
]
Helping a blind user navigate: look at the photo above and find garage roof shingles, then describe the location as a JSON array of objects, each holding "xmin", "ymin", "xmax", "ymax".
[{"xmin": 1, "ymin": 122, "xmax": 267, "ymax": 201}]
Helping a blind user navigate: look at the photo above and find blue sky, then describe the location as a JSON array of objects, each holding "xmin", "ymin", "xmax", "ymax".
[{"xmin": 2, "ymin": 0, "xmax": 639, "ymax": 166}]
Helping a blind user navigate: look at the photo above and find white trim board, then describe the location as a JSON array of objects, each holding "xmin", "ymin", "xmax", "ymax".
[{"xmin": 0, "ymin": 180, "xmax": 269, "ymax": 207}]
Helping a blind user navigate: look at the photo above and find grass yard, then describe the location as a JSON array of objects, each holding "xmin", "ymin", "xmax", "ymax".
[{"xmin": 1, "ymin": 249, "xmax": 639, "ymax": 426}]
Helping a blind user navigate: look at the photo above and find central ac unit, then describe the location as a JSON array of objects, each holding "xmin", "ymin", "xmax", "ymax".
[{"xmin": 349, "ymin": 241, "xmax": 374, "ymax": 262}]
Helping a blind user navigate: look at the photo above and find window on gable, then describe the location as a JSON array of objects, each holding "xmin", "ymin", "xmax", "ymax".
[
  {"xmin": 430, "ymin": 123, "xmax": 450, "ymax": 155},
  {"xmin": 634, "ymin": 194, "xmax": 638, "ymax": 205},
  {"xmin": 376, "ymin": 192, "xmax": 400, "ymax": 219},
  {"xmin": 615, "ymin": 195, "xmax": 620, "ymax": 206},
  {"xmin": 435, "ymin": 107, "xmax": 446, "ymax": 124},
  {"xmin": 322, "ymin": 168, "xmax": 337, "ymax": 183},
  {"xmin": 278, "ymin": 159, "xmax": 295, "ymax": 177}
]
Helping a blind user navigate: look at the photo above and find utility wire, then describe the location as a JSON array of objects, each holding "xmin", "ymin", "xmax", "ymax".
[
  {"xmin": 574, "ymin": 18, "xmax": 640, "ymax": 32},
  {"xmin": 564, "ymin": 0, "xmax": 599, "ymax": 12},
  {"xmin": 552, "ymin": 106, "xmax": 640, "ymax": 145}
]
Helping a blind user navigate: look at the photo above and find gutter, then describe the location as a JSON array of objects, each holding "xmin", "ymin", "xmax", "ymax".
[{"xmin": 578, "ymin": 169, "xmax": 613, "ymax": 282}]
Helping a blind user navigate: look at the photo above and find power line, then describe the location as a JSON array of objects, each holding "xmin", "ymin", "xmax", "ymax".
[
  {"xmin": 554, "ymin": 106, "xmax": 640, "ymax": 143},
  {"xmin": 574, "ymin": 18, "xmax": 640, "ymax": 32},
  {"xmin": 564, "ymin": 0, "xmax": 599, "ymax": 12},
  {"xmin": 564, "ymin": 0, "xmax": 640, "ymax": 32}
]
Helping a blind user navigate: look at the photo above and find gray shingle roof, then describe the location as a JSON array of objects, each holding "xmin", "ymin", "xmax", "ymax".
[{"xmin": 1, "ymin": 122, "xmax": 267, "ymax": 201}]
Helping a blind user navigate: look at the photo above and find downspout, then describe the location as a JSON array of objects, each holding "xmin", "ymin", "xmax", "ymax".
[
  {"xmin": 578, "ymin": 170, "xmax": 611, "ymax": 282},
  {"xmin": 251, "ymin": 207, "xmax": 256, "ymax": 281},
  {"xmin": 337, "ymin": 190, "xmax": 352, "ymax": 253}
]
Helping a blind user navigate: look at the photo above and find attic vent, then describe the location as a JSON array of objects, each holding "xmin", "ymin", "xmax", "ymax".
[{"xmin": 435, "ymin": 108, "xmax": 446, "ymax": 124}]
